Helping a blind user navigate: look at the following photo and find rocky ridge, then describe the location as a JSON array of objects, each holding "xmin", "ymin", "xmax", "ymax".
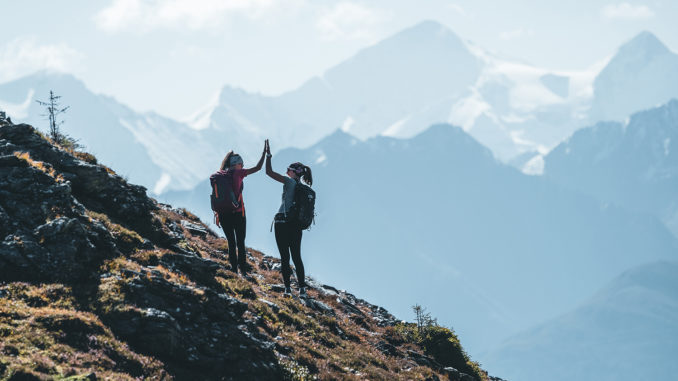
[{"xmin": 0, "ymin": 120, "xmax": 499, "ymax": 380}]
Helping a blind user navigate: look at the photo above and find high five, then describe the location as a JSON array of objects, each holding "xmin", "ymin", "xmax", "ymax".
[{"xmin": 209, "ymin": 139, "xmax": 315, "ymax": 297}]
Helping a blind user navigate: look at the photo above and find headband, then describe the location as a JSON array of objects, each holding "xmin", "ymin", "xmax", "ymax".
[
  {"xmin": 229, "ymin": 155, "xmax": 243, "ymax": 167},
  {"xmin": 287, "ymin": 165, "xmax": 304, "ymax": 175}
]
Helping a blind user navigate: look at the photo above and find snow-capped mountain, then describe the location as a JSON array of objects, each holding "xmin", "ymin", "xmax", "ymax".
[
  {"xmin": 194, "ymin": 21, "xmax": 677, "ymax": 168},
  {"xmin": 190, "ymin": 20, "xmax": 484, "ymax": 154},
  {"xmin": 162, "ymin": 122, "xmax": 678, "ymax": 356},
  {"xmin": 2, "ymin": 22, "xmax": 675, "ymax": 193},
  {"xmin": 482, "ymin": 261, "xmax": 678, "ymax": 381},
  {"xmin": 544, "ymin": 99, "xmax": 678, "ymax": 237},
  {"xmin": 193, "ymin": 20, "xmax": 597, "ymax": 162},
  {"xmin": 590, "ymin": 31, "xmax": 678, "ymax": 122}
]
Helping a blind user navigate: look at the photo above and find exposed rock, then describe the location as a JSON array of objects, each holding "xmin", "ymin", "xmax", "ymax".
[
  {"xmin": 444, "ymin": 366, "xmax": 461, "ymax": 381},
  {"xmin": 376, "ymin": 340, "xmax": 401, "ymax": 357},
  {"xmin": 337, "ymin": 296, "xmax": 365, "ymax": 316},
  {"xmin": 269, "ymin": 283, "xmax": 286, "ymax": 293},
  {"xmin": 301, "ymin": 297, "xmax": 336, "ymax": 316},
  {"xmin": 180, "ymin": 219, "xmax": 208, "ymax": 237},
  {"xmin": 407, "ymin": 349, "xmax": 441, "ymax": 368},
  {"xmin": 159, "ymin": 253, "xmax": 220, "ymax": 286},
  {"xmin": 0, "ymin": 124, "xmax": 168, "ymax": 246},
  {"xmin": 259, "ymin": 298, "xmax": 281, "ymax": 313},
  {"xmin": 369, "ymin": 304, "xmax": 399, "ymax": 327}
]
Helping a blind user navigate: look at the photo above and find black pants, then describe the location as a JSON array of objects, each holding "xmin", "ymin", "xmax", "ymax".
[
  {"xmin": 274, "ymin": 220, "xmax": 305, "ymax": 288},
  {"xmin": 219, "ymin": 212, "xmax": 247, "ymax": 273}
]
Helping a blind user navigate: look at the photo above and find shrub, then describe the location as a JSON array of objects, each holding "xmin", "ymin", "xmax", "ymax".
[{"xmin": 392, "ymin": 305, "xmax": 487, "ymax": 381}]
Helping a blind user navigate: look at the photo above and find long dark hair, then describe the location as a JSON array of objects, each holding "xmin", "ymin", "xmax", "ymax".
[
  {"xmin": 289, "ymin": 162, "xmax": 313, "ymax": 186},
  {"xmin": 220, "ymin": 151, "xmax": 235, "ymax": 171}
]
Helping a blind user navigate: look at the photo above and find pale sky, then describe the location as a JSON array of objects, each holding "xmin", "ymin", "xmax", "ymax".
[{"xmin": 1, "ymin": 0, "xmax": 676, "ymax": 120}]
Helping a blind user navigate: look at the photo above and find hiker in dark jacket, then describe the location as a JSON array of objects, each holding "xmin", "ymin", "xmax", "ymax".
[
  {"xmin": 264, "ymin": 139, "xmax": 312, "ymax": 296},
  {"xmin": 211, "ymin": 144, "xmax": 265, "ymax": 275}
]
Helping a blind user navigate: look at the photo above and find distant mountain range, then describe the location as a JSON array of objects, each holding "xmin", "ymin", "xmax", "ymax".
[
  {"xmin": 482, "ymin": 261, "xmax": 678, "ymax": 381},
  {"xmin": 1, "ymin": 21, "xmax": 677, "ymax": 194},
  {"xmin": 544, "ymin": 99, "xmax": 678, "ymax": 237},
  {"xmin": 192, "ymin": 21, "xmax": 678, "ymax": 163}
]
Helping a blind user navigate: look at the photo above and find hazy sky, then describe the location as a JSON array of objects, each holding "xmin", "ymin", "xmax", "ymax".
[{"xmin": 1, "ymin": 0, "xmax": 676, "ymax": 120}]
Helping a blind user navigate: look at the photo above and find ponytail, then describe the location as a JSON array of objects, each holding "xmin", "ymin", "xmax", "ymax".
[
  {"xmin": 301, "ymin": 165, "xmax": 313, "ymax": 186},
  {"xmin": 289, "ymin": 162, "xmax": 313, "ymax": 186}
]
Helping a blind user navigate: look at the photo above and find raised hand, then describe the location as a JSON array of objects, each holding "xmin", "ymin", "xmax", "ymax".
[
  {"xmin": 265, "ymin": 139, "xmax": 284, "ymax": 182},
  {"xmin": 247, "ymin": 140, "xmax": 267, "ymax": 175}
]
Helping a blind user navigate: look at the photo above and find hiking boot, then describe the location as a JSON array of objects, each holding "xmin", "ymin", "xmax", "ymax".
[
  {"xmin": 240, "ymin": 262, "xmax": 253, "ymax": 273},
  {"xmin": 284, "ymin": 287, "xmax": 293, "ymax": 297},
  {"xmin": 299, "ymin": 287, "xmax": 307, "ymax": 298}
]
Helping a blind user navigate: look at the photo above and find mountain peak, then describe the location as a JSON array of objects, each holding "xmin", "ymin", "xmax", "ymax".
[
  {"xmin": 385, "ymin": 19, "xmax": 465, "ymax": 49},
  {"xmin": 402, "ymin": 19, "xmax": 453, "ymax": 36},
  {"xmin": 310, "ymin": 128, "xmax": 361, "ymax": 151},
  {"xmin": 590, "ymin": 31, "xmax": 678, "ymax": 121},
  {"xmin": 20, "ymin": 70, "xmax": 84, "ymax": 85},
  {"xmin": 616, "ymin": 30, "xmax": 670, "ymax": 60},
  {"xmin": 0, "ymin": 70, "xmax": 87, "ymax": 94},
  {"xmin": 217, "ymin": 84, "xmax": 259, "ymax": 102},
  {"xmin": 332, "ymin": 19, "xmax": 468, "ymax": 68}
]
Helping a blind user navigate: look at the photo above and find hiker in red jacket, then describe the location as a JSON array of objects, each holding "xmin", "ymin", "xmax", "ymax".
[{"xmin": 210, "ymin": 143, "xmax": 265, "ymax": 276}]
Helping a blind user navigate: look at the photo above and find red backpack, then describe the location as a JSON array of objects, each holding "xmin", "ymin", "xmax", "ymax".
[{"xmin": 210, "ymin": 170, "xmax": 242, "ymax": 214}]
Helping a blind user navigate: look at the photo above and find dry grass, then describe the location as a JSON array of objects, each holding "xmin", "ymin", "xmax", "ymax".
[
  {"xmin": 13, "ymin": 151, "xmax": 64, "ymax": 182},
  {"xmin": 86, "ymin": 210, "xmax": 144, "ymax": 253},
  {"xmin": 72, "ymin": 151, "xmax": 97, "ymax": 165},
  {"xmin": 209, "ymin": 248, "xmax": 471, "ymax": 381},
  {"xmin": 0, "ymin": 283, "xmax": 168, "ymax": 380},
  {"xmin": 90, "ymin": 219, "xmax": 458, "ymax": 380}
]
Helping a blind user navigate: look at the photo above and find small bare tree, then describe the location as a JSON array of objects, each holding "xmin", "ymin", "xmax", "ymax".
[
  {"xmin": 412, "ymin": 304, "xmax": 438, "ymax": 334},
  {"xmin": 36, "ymin": 90, "xmax": 70, "ymax": 143}
]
